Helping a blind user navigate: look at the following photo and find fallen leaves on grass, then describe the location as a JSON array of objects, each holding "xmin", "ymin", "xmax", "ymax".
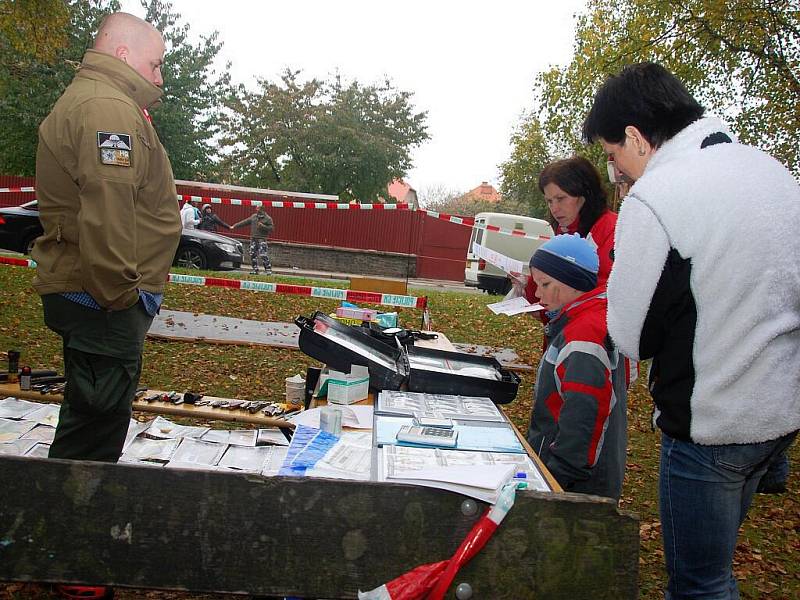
[{"xmin": 1, "ymin": 265, "xmax": 798, "ymax": 599}]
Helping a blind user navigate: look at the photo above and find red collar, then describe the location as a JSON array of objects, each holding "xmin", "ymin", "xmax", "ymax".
[{"xmin": 557, "ymin": 218, "xmax": 580, "ymax": 234}]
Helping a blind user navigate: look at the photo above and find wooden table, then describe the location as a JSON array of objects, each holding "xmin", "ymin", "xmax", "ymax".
[{"xmin": 0, "ymin": 386, "xmax": 636, "ymax": 597}]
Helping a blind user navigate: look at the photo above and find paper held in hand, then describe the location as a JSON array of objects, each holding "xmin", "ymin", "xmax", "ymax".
[
  {"xmin": 472, "ymin": 242, "xmax": 526, "ymax": 277},
  {"xmin": 487, "ymin": 296, "xmax": 544, "ymax": 316}
]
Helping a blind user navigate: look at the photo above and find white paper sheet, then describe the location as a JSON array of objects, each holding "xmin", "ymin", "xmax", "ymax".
[
  {"xmin": 20, "ymin": 424, "xmax": 56, "ymax": 444},
  {"xmin": 0, "ymin": 417, "xmax": 36, "ymax": 442},
  {"xmin": 261, "ymin": 446, "xmax": 289, "ymax": 476},
  {"xmin": 122, "ymin": 419, "xmax": 151, "ymax": 453},
  {"xmin": 0, "ymin": 438, "xmax": 39, "ymax": 456},
  {"xmin": 228, "ymin": 430, "xmax": 258, "ymax": 447},
  {"xmin": 289, "ymin": 405, "xmax": 373, "ymax": 430},
  {"xmin": 218, "ymin": 445, "xmax": 273, "ymax": 472},
  {"xmin": 377, "ymin": 445, "xmax": 551, "ymax": 502},
  {"xmin": 24, "ymin": 442, "xmax": 51, "ymax": 458},
  {"xmin": 0, "ymin": 398, "xmax": 43, "ymax": 419},
  {"xmin": 256, "ymin": 428, "xmax": 290, "ymax": 446},
  {"xmin": 120, "ymin": 437, "xmax": 180, "ymax": 462},
  {"xmin": 168, "ymin": 438, "xmax": 226, "ymax": 466},
  {"xmin": 201, "ymin": 429, "xmax": 231, "ymax": 444},
  {"xmin": 22, "ymin": 403, "xmax": 61, "ymax": 426},
  {"xmin": 487, "ymin": 296, "xmax": 544, "ymax": 316},
  {"xmin": 472, "ymin": 242, "xmax": 526, "ymax": 276},
  {"xmin": 146, "ymin": 416, "xmax": 210, "ymax": 440},
  {"xmin": 308, "ymin": 432, "xmax": 375, "ymax": 481},
  {"xmin": 376, "ymin": 390, "xmax": 504, "ymax": 422}
]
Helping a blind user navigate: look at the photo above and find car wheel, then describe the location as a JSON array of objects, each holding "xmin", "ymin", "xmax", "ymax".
[{"xmin": 175, "ymin": 246, "xmax": 207, "ymax": 269}]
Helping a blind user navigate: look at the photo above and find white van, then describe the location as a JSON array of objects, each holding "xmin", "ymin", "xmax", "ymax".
[{"xmin": 464, "ymin": 212, "xmax": 554, "ymax": 295}]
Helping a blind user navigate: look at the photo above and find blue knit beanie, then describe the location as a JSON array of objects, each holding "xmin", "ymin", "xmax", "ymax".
[{"xmin": 529, "ymin": 234, "xmax": 599, "ymax": 292}]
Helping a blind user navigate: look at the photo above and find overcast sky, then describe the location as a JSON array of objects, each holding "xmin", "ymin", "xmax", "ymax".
[{"xmin": 120, "ymin": 0, "xmax": 586, "ymax": 197}]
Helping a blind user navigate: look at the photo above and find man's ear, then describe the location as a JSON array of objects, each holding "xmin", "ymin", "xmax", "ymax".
[
  {"xmin": 624, "ymin": 125, "xmax": 652, "ymax": 156},
  {"xmin": 115, "ymin": 45, "xmax": 129, "ymax": 63}
]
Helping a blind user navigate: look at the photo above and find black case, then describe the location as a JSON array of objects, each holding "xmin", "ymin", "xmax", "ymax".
[{"xmin": 295, "ymin": 312, "xmax": 520, "ymax": 404}]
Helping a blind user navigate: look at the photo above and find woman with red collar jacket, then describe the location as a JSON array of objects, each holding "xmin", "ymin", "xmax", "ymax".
[
  {"xmin": 517, "ymin": 158, "xmax": 638, "ymax": 388},
  {"xmin": 522, "ymin": 156, "xmax": 617, "ymax": 304}
]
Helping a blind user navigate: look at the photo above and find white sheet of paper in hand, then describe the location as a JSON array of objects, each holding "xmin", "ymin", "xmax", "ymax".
[{"xmin": 487, "ymin": 296, "xmax": 544, "ymax": 316}]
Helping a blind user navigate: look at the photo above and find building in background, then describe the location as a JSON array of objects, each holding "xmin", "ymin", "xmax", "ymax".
[
  {"xmin": 387, "ymin": 179, "xmax": 419, "ymax": 208},
  {"xmin": 460, "ymin": 181, "xmax": 501, "ymax": 204}
]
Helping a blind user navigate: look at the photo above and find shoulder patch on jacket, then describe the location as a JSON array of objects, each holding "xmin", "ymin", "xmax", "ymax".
[{"xmin": 97, "ymin": 132, "xmax": 132, "ymax": 167}]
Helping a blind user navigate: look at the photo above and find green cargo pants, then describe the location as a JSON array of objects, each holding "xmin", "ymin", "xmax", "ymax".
[{"xmin": 42, "ymin": 294, "xmax": 154, "ymax": 462}]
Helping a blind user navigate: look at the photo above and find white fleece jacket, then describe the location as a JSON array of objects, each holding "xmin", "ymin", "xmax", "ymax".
[{"xmin": 607, "ymin": 115, "xmax": 800, "ymax": 444}]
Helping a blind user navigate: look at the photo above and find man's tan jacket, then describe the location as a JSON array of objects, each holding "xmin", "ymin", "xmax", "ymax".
[{"xmin": 33, "ymin": 49, "xmax": 181, "ymax": 311}]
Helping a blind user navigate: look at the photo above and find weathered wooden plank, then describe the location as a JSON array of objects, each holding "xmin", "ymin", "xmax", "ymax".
[
  {"xmin": 349, "ymin": 276, "xmax": 408, "ymax": 295},
  {"xmin": 0, "ymin": 456, "xmax": 638, "ymax": 598},
  {"xmin": 0, "ymin": 384, "xmax": 295, "ymax": 429}
]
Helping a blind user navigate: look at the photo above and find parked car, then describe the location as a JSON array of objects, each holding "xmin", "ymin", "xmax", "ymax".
[
  {"xmin": 464, "ymin": 212, "xmax": 553, "ymax": 295},
  {"xmin": 0, "ymin": 200, "xmax": 243, "ymax": 270}
]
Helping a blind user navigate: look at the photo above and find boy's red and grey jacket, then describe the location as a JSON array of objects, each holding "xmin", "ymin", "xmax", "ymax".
[{"xmin": 526, "ymin": 290, "xmax": 628, "ymax": 500}]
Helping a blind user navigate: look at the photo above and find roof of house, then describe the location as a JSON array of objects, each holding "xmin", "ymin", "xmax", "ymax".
[
  {"xmin": 387, "ymin": 179, "xmax": 415, "ymax": 203},
  {"xmin": 464, "ymin": 181, "xmax": 501, "ymax": 203}
]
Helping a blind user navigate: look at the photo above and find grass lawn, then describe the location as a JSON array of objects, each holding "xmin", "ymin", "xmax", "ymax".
[{"xmin": 1, "ymin": 263, "xmax": 798, "ymax": 599}]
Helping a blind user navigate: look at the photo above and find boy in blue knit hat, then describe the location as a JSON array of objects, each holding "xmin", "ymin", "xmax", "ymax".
[{"xmin": 526, "ymin": 234, "xmax": 628, "ymax": 500}]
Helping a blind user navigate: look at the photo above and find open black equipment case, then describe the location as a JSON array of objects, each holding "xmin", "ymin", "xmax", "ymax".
[{"xmin": 295, "ymin": 312, "xmax": 520, "ymax": 404}]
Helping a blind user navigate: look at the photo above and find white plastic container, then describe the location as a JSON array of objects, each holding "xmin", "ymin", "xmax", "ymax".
[
  {"xmin": 285, "ymin": 374, "xmax": 306, "ymax": 407},
  {"xmin": 319, "ymin": 406, "xmax": 343, "ymax": 435}
]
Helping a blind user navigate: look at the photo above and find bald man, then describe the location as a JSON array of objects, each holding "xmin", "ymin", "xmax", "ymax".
[{"xmin": 33, "ymin": 12, "xmax": 181, "ymax": 463}]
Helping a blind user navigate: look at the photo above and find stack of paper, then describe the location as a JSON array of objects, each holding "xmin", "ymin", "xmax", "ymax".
[
  {"xmin": 377, "ymin": 445, "xmax": 551, "ymax": 502},
  {"xmin": 377, "ymin": 445, "xmax": 515, "ymax": 503},
  {"xmin": 376, "ymin": 390, "xmax": 504, "ymax": 422}
]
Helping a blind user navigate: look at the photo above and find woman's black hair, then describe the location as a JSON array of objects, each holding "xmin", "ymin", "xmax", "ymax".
[
  {"xmin": 538, "ymin": 156, "xmax": 609, "ymax": 236},
  {"xmin": 582, "ymin": 62, "xmax": 705, "ymax": 148}
]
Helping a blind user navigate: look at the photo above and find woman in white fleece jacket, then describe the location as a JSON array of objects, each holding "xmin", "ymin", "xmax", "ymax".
[{"xmin": 583, "ymin": 63, "xmax": 800, "ymax": 600}]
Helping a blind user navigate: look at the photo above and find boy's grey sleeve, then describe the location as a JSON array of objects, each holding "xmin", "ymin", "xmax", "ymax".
[{"xmin": 546, "ymin": 343, "xmax": 613, "ymax": 488}]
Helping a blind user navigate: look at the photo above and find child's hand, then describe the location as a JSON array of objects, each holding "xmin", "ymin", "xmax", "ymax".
[{"xmin": 508, "ymin": 272, "xmax": 529, "ymax": 296}]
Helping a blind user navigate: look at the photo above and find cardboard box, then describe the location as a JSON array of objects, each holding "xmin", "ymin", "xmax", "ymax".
[{"xmin": 326, "ymin": 365, "xmax": 370, "ymax": 405}]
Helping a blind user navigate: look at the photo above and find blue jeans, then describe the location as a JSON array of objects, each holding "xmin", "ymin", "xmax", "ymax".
[{"xmin": 660, "ymin": 430, "xmax": 797, "ymax": 600}]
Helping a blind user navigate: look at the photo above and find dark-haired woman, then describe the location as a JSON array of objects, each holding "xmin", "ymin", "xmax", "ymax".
[
  {"xmin": 521, "ymin": 156, "xmax": 617, "ymax": 309},
  {"xmin": 584, "ymin": 62, "xmax": 800, "ymax": 600}
]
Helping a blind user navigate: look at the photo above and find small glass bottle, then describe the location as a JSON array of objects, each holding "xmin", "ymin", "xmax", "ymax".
[
  {"xmin": 19, "ymin": 366, "xmax": 32, "ymax": 391},
  {"xmin": 7, "ymin": 350, "xmax": 20, "ymax": 384}
]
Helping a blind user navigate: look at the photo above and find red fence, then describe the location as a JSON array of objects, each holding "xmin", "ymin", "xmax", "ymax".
[{"xmin": 0, "ymin": 176, "xmax": 472, "ymax": 281}]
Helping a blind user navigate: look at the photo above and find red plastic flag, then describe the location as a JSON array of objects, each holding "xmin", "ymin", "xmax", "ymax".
[{"xmin": 359, "ymin": 483, "xmax": 517, "ymax": 600}]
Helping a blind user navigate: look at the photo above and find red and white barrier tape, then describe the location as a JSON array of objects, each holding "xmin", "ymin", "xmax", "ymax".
[
  {"xmin": 0, "ymin": 187, "xmax": 35, "ymax": 193},
  {"xmin": 0, "ymin": 186, "xmax": 549, "ymax": 241},
  {"xmin": 415, "ymin": 208, "xmax": 474, "ymax": 227},
  {"xmin": 179, "ymin": 194, "xmax": 410, "ymax": 211},
  {"xmin": 483, "ymin": 223, "xmax": 550, "ymax": 241},
  {"xmin": 167, "ymin": 273, "xmax": 427, "ymax": 309},
  {"xmin": 0, "ymin": 256, "xmax": 35, "ymax": 268},
  {"xmin": 0, "ymin": 256, "xmax": 426, "ymax": 310}
]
